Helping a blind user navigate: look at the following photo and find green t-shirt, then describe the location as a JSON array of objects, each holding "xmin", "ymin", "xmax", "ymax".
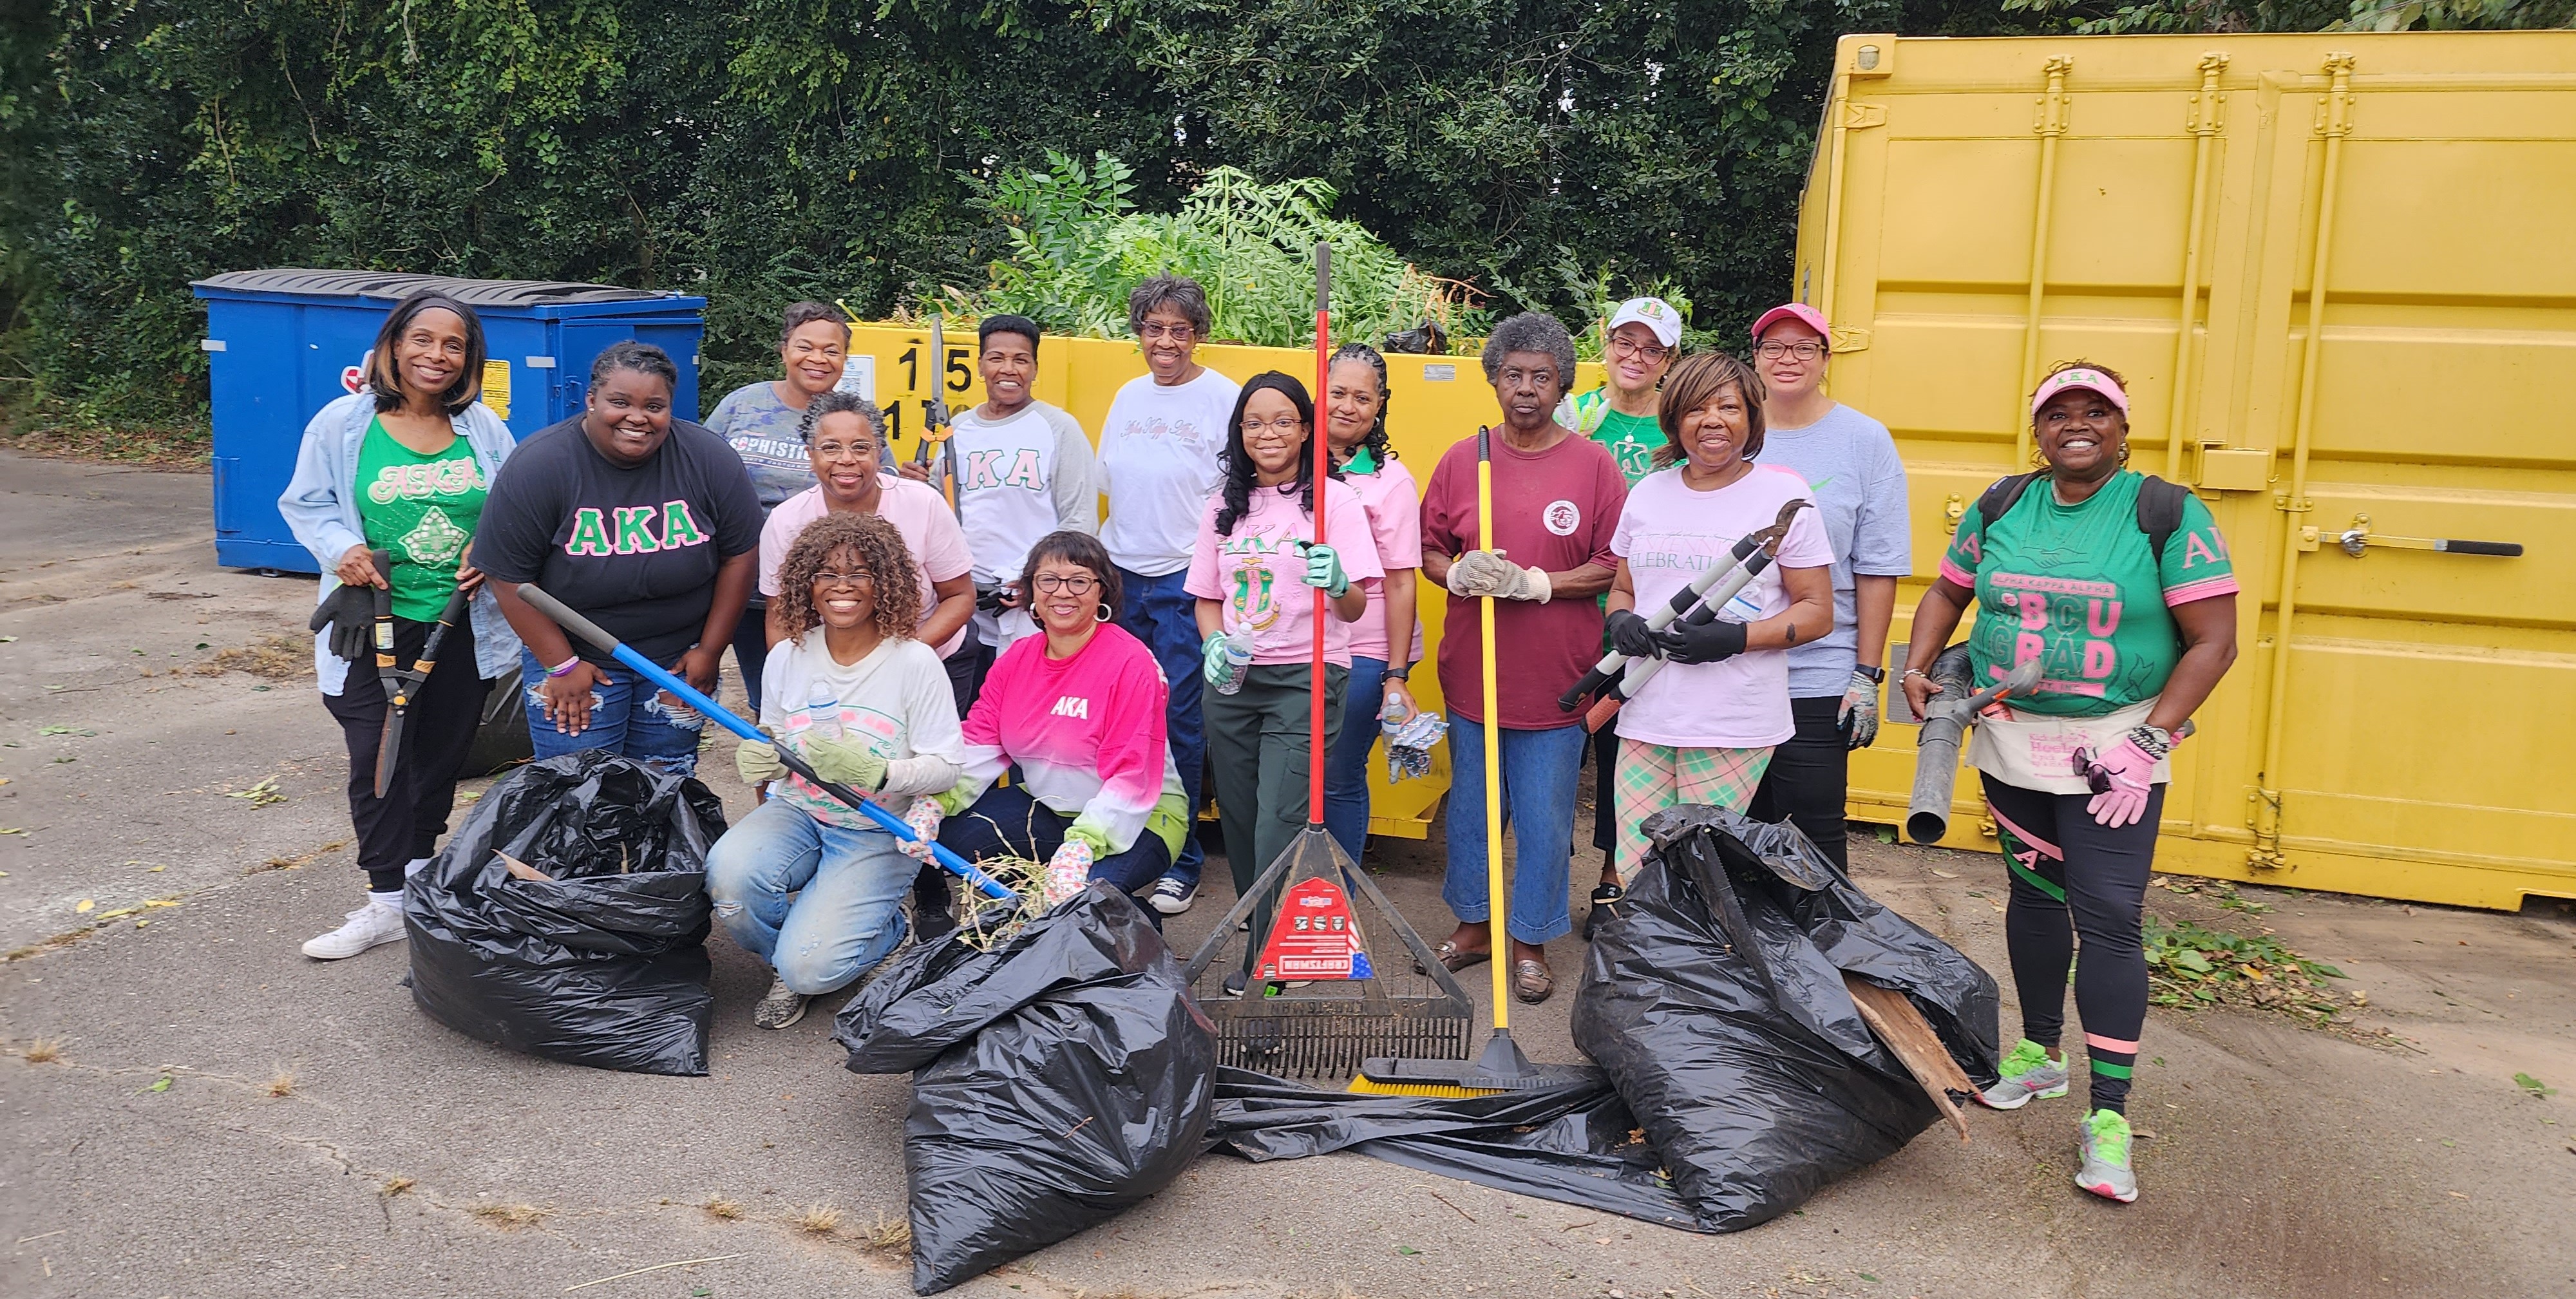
[
  {"xmin": 1937, "ymin": 471, "xmax": 2239, "ymax": 717},
  {"xmin": 355, "ymin": 417, "xmax": 489, "ymax": 621},
  {"xmin": 1571, "ymin": 388, "xmax": 1660, "ymax": 486}
]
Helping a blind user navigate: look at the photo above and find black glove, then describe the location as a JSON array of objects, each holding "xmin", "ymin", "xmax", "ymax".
[
  {"xmin": 1655, "ymin": 616, "xmax": 1748, "ymax": 666},
  {"xmin": 308, "ymin": 582, "xmax": 377, "ymax": 662},
  {"xmin": 1606, "ymin": 609, "xmax": 1662, "ymax": 660}
]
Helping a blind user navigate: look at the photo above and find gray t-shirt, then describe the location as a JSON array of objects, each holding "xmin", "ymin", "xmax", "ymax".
[
  {"xmin": 703, "ymin": 382, "xmax": 819, "ymax": 512},
  {"xmin": 1757, "ymin": 403, "xmax": 1911, "ymax": 697}
]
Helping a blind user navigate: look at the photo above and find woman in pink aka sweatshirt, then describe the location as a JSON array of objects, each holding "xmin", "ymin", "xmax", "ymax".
[{"xmin": 906, "ymin": 531, "xmax": 1190, "ymax": 917}]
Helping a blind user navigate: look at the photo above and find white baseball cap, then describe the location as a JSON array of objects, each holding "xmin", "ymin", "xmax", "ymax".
[{"xmin": 1606, "ymin": 297, "xmax": 1682, "ymax": 348}]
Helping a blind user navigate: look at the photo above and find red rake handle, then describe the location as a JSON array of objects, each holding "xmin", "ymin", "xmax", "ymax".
[{"xmin": 1309, "ymin": 241, "xmax": 1332, "ymax": 825}]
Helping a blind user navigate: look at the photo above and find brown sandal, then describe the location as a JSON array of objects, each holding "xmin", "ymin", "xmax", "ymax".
[
  {"xmin": 1513, "ymin": 958, "xmax": 1553, "ymax": 1004},
  {"xmin": 1413, "ymin": 940, "xmax": 1492, "ymax": 976}
]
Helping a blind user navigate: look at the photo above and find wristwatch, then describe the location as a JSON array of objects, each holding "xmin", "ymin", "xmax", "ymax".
[
  {"xmin": 1854, "ymin": 664, "xmax": 1886, "ymax": 684},
  {"xmin": 1387, "ymin": 665, "xmax": 1410, "ymax": 683},
  {"xmin": 2127, "ymin": 724, "xmax": 2175, "ymax": 760}
]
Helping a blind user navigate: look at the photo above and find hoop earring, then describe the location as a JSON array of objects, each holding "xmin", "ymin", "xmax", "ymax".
[{"xmin": 1094, "ymin": 603, "xmax": 1113, "ymax": 623}]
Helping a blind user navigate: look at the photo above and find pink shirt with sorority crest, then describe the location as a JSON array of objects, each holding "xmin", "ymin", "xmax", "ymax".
[{"xmin": 1184, "ymin": 478, "xmax": 1384, "ymax": 668}]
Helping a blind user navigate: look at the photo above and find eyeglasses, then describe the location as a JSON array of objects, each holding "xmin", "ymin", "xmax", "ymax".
[
  {"xmin": 1240, "ymin": 417, "xmax": 1305, "ymax": 442},
  {"xmin": 1137, "ymin": 321, "xmax": 1197, "ymax": 341},
  {"xmin": 1032, "ymin": 574, "xmax": 1098, "ymax": 595},
  {"xmin": 1754, "ymin": 340, "xmax": 1828, "ymax": 363},
  {"xmin": 1609, "ymin": 336, "xmax": 1672, "ymax": 365},
  {"xmin": 811, "ymin": 439, "xmax": 877, "ymax": 461},
  {"xmin": 812, "ymin": 569, "xmax": 876, "ymax": 587}
]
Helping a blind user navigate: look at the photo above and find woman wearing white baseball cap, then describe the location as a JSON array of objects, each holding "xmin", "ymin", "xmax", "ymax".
[{"xmin": 1742, "ymin": 301, "xmax": 1911, "ymax": 873}]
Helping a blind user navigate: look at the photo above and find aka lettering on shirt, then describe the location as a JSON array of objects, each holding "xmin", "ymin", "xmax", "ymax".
[
  {"xmin": 960, "ymin": 447, "xmax": 1050, "ymax": 491},
  {"xmin": 1048, "ymin": 694, "xmax": 1090, "ymax": 720},
  {"xmin": 564, "ymin": 500, "xmax": 712, "ymax": 556}
]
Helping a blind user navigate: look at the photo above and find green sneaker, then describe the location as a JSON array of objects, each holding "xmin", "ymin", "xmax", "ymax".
[
  {"xmin": 2076, "ymin": 1108, "xmax": 2139, "ymax": 1203},
  {"xmin": 1977, "ymin": 1038, "xmax": 2070, "ymax": 1110}
]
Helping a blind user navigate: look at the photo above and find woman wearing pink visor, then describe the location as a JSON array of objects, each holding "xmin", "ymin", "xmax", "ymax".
[{"xmin": 1900, "ymin": 360, "xmax": 2240, "ymax": 1206}]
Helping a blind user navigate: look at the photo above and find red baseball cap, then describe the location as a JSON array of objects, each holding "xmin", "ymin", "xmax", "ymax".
[{"xmin": 1750, "ymin": 302, "xmax": 1830, "ymax": 341}]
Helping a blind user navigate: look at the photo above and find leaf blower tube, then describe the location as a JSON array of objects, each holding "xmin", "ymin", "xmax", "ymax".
[
  {"xmin": 1905, "ymin": 648, "xmax": 2045, "ymax": 844},
  {"xmin": 512, "ymin": 583, "xmax": 1016, "ymax": 901}
]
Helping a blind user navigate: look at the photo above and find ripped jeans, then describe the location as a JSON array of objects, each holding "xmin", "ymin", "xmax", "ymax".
[
  {"xmin": 703, "ymin": 799, "xmax": 914, "ymax": 996},
  {"xmin": 519, "ymin": 647, "xmax": 705, "ymax": 778}
]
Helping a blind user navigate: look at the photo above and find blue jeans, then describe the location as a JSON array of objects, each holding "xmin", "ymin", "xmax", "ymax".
[
  {"xmin": 520, "ymin": 647, "xmax": 704, "ymax": 779},
  {"xmin": 1116, "ymin": 566, "xmax": 1205, "ymax": 889},
  {"xmin": 704, "ymin": 799, "xmax": 915, "ymax": 996},
  {"xmin": 936, "ymin": 783, "xmax": 1171, "ymax": 917},
  {"xmin": 1323, "ymin": 655, "xmax": 1389, "ymax": 860},
  {"xmin": 1441, "ymin": 714, "xmax": 1586, "ymax": 946}
]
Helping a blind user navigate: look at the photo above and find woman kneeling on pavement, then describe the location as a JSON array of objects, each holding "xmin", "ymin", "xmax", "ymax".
[
  {"xmin": 1902, "ymin": 361, "xmax": 2238, "ymax": 1204},
  {"xmin": 282, "ymin": 290, "xmax": 522, "ymax": 960},
  {"xmin": 706, "ymin": 512, "xmax": 967, "ymax": 1030},
  {"xmin": 1603, "ymin": 351, "xmax": 1833, "ymax": 883},
  {"xmin": 912, "ymin": 531, "xmax": 1191, "ymax": 915}
]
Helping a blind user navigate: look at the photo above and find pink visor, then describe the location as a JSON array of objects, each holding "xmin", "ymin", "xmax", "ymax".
[
  {"xmin": 2029, "ymin": 366, "xmax": 2130, "ymax": 417},
  {"xmin": 1750, "ymin": 302, "xmax": 1830, "ymax": 341}
]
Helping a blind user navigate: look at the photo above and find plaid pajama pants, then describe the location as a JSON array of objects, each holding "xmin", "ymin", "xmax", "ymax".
[{"xmin": 1612, "ymin": 739, "xmax": 1774, "ymax": 884}]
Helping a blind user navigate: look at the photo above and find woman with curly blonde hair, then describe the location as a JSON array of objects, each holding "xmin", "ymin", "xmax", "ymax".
[{"xmin": 703, "ymin": 511, "xmax": 966, "ymax": 1030}]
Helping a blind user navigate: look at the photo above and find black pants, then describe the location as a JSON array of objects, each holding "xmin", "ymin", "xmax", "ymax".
[
  {"xmin": 1747, "ymin": 694, "xmax": 1851, "ymax": 871},
  {"xmin": 936, "ymin": 783, "xmax": 1169, "ymax": 927},
  {"xmin": 320, "ymin": 616, "xmax": 493, "ymax": 894},
  {"xmin": 729, "ymin": 599, "xmax": 770, "ymax": 713},
  {"xmin": 1982, "ymin": 773, "xmax": 2163, "ymax": 1115}
]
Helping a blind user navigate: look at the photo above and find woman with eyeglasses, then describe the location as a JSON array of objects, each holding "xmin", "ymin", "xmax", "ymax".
[
  {"xmin": 704, "ymin": 301, "xmax": 849, "ymax": 707},
  {"xmin": 1188, "ymin": 372, "xmax": 1383, "ymax": 996},
  {"xmin": 907, "ymin": 531, "xmax": 1191, "ymax": 917},
  {"xmin": 1097, "ymin": 275, "xmax": 1243, "ymax": 918},
  {"xmin": 1742, "ymin": 303, "xmax": 1913, "ymax": 873},
  {"xmin": 706, "ymin": 512, "xmax": 967, "ymax": 1031},
  {"xmin": 1900, "ymin": 361, "xmax": 2239, "ymax": 1205}
]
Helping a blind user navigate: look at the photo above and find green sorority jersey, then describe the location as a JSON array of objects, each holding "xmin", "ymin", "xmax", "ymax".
[
  {"xmin": 1572, "ymin": 388, "xmax": 1660, "ymax": 486},
  {"xmin": 1937, "ymin": 470, "xmax": 2238, "ymax": 717},
  {"xmin": 354, "ymin": 417, "xmax": 489, "ymax": 621}
]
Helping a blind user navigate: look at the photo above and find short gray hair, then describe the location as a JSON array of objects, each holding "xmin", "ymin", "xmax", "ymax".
[
  {"xmin": 806, "ymin": 388, "xmax": 887, "ymax": 450},
  {"xmin": 1128, "ymin": 275, "xmax": 1213, "ymax": 337},
  {"xmin": 1480, "ymin": 312, "xmax": 1578, "ymax": 388}
]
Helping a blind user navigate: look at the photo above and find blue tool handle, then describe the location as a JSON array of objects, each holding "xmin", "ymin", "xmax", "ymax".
[{"xmin": 514, "ymin": 583, "xmax": 1015, "ymax": 901}]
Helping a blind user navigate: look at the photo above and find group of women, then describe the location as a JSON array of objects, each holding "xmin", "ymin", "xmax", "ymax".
[{"xmin": 283, "ymin": 277, "xmax": 2237, "ymax": 1206}]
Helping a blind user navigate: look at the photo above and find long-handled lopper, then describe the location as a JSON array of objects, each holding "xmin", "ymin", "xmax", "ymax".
[
  {"xmin": 911, "ymin": 312, "xmax": 963, "ymax": 522},
  {"xmin": 510, "ymin": 582, "xmax": 1016, "ymax": 902},
  {"xmin": 1566, "ymin": 498, "xmax": 1812, "ymax": 735},
  {"xmin": 372, "ymin": 577, "xmax": 475, "ymax": 799}
]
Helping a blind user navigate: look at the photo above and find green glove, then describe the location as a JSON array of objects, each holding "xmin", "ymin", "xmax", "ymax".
[
  {"xmin": 806, "ymin": 734, "xmax": 890, "ymax": 791},
  {"xmin": 1299, "ymin": 542, "xmax": 1351, "ymax": 598},
  {"xmin": 734, "ymin": 737, "xmax": 788, "ymax": 786}
]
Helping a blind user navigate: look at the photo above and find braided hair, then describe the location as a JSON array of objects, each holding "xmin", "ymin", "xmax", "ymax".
[
  {"xmin": 1215, "ymin": 372, "xmax": 1340, "ymax": 537},
  {"xmin": 1327, "ymin": 343, "xmax": 1394, "ymax": 465}
]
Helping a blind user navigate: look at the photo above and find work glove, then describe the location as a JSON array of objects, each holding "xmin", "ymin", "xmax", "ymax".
[
  {"xmin": 1446, "ymin": 549, "xmax": 1550, "ymax": 602},
  {"xmin": 735, "ymin": 736, "xmax": 788, "ymax": 786},
  {"xmin": 1605, "ymin": 609, "xmax": 1662, "ymax": 660},
  {"xmin": 1041, "ymin": 837, "xmax": 1096, "ymax": 907},
  {"xmin": 806, "ymin": 734, "xmax": 890, "ymax": 791},
  {"xmin": 1839, "ymin": 668, "xmax": 1882, "ymax": 750},
  {"xmin": 2074, "ymin": 736, "xmax": 2157, "ymax": 828},
  {"xmin": 896, "ymin": 797, "xmax": 944, "ymax": 862},
  {"xmin": 1202, "ymin": 631, "xmax": 1242, "ymax": 689},
  {"xmin": 1654, "ymin": 617, "xmax": 1748, "ymax": 666},
  {"xmin": 308, "ymin": 583, "xmax": 376, "ymax": 663},
  {"xmin": 1298, "ymin": 542, "xmax": 1351, "ymax": 598}
]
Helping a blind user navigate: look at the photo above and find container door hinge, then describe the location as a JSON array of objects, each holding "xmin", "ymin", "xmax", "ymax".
[{"xmin": 1843, "ymin": 102, "xmax": 1887, "ymax": 130}]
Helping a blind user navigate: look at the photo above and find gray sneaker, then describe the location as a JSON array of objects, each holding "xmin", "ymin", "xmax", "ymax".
[
  {"xmin": 2076, "ymin": 1109, "xmax": 2140, "ymax": 1203},
  {"xmin": 1978, "ymin": 1038, "xmax": 2071, "ymax": 1110},
  {"xmin": 752, "ymin": 976, "xmax": 810, "ymax": 1030}
]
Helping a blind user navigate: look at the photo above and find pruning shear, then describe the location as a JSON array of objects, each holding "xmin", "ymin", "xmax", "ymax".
[{"xmin": 374, "ymin": 570, "xmax": 474, "ymax": 800}]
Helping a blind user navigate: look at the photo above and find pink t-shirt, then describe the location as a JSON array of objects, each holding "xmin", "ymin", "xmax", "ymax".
[
  {"xmin": 1344, "ymin": 455, "xmax": 1427, "ymax": 665},
  {"xmin": 1184, "ymin": 477, "xmax": 1385, "ymax": 668},
  {"xmin": 1610, "ymin": 463, "xmax": 1834, "ymax": 748},
  {"xmin": 758, "ymin": 477, "xmax": 975, "ymax": 658},
  {"xmin": 950, "ymin": 623, "xmax": 1184, "ymax": 857}
]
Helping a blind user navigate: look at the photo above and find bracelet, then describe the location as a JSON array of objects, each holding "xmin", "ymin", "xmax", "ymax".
[
  {"xmin": 2126, "ymin": 724, "xmax": 2175, "ymax": 760},
  {"xmin": 545, "ymin": 656, "xmax": 582, "ymax": 679},
  {"xmin": 1900, "ymin": 668, "xmax": 1932, "ymax": 681}
]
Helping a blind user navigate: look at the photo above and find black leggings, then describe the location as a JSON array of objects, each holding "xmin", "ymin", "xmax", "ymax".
[
  {"xmin": 1747, "ymin": 694, "xmax": 1852, "ymax": 871},
  {"xmin": 1982, "ymin": 773, "xmax": 2163, "ymax": 1115},
  {"xmin": 320, "ymin": 616, "xmax": 493, "ymax": 894}
]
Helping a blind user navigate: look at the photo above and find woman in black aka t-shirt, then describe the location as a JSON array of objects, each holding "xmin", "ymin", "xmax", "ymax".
[{"xmin": 480, "ymin": 341, "xmax": 765, "ymax": 777}]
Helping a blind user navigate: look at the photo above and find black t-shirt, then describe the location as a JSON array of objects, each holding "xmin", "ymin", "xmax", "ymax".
[{"xmin": 478, "ymin": 417, "xmax": 764, "ymax": 667}]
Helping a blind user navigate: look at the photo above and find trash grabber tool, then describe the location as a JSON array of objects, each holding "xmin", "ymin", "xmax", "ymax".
[
  {"xmin": 373, "ymin": 582, "xmax": 473, "ymax": 799},
  {"xmin": 511, "ymin": 582, "xmax": 1015, "ymax": 901}
]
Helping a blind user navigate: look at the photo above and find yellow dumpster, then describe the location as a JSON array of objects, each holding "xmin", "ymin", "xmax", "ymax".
[{"xmin": 1797, "ymin": 30, "xmax": 2576, "ymax": 909}]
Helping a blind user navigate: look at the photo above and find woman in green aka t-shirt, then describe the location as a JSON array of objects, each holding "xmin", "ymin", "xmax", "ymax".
[
  {"xmin": 279, "ymin": 290, "xmax": 523, "ymax": 963},
  {"xmin": 1900, "ymin": 361, "xmax": 2239, "ymax": 1208}
]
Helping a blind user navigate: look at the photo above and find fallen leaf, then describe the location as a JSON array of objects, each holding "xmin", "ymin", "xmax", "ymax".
[
  {"xmin": 1394, "ymin": 1246, "xmax": 1421, "ymax": 1256},
  {"xmin": 75, "ymin": 899, "xmax": 95, "ymax": 914},
  {"xmin": 146, "ymin": 1076, "xmax": 171, "ymax": 1092},
  {"xmin": 2448, "ymin": 1191, "xmax": 2468, "ymax": 1199},
  {"xmin": 1931, "ymin": 869, "xmax": 1958, "ymax": 879},
  {"xmin": 147, "ymin": 866, "xmax": 165, "ymax": 873}
]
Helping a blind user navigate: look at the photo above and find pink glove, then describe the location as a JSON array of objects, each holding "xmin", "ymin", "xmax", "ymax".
[
  {"xmin": 897, "ymin": 799, "xmax": 943, "ymax": 862},
  {"xmin": 2076, "ymin": 737, "xmax": 2157, "ymax": 828},
  {"xmin": 1040, "ymin": 839, "xmax": 1095, "ymax": 907}
]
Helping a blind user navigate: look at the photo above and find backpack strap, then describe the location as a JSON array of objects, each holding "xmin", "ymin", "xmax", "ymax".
[
  {"xmin": 2133, "ymin": 474, "xmax": 2189, "ymax": 561},
  {"xmin": 1973, "ymin": 471, "xmax": 2044, "ymax": 558}
]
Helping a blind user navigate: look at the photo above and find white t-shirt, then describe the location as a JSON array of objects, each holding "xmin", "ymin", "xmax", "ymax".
[
  {"xmin": 1610, "ymin": 464, "xmax": 1834, "ymax": 749},
  {"xmin": 1097, "ymin": 368, "xmax": 1240, "ymax": 577},
  {"xmin": 758, "ymin": 631, "xmax": 965, "ymax": 829},
  {"xmin": 947, "ymin": 399, "xmax": 1099, "ymax": 647}
]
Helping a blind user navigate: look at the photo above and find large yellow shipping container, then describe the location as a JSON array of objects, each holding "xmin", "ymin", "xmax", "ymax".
[{"xmin": 1797, "ymin": 30, "xmax": 2576, "ymax": 909}]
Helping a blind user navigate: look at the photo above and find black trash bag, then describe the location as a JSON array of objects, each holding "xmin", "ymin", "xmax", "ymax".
[
  {"xmin": 834, "ymin": 884, "xmax": 1214, "ymax": 1295},
  {"xmin": 405, "ymin": 750, "xmax": 727, "ymax": 1076},
  {"xmin": 1571, "ymin": 806, "xmax": 1999, "ymax": 1233}
]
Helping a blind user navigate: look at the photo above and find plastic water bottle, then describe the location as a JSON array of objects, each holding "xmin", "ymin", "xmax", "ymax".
[
  {"xmin": 804, "ymin": 685, "xmax": 842, "ymax": 743},
  {"xmin": 1213, "ymin": 628, "xmax": 1255, "ymax": 696}
]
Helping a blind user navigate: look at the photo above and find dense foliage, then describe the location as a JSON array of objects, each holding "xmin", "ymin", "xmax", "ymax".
[{"xmin": 1, "ymin": 0, "xmax": 2562, "ymax": 446}]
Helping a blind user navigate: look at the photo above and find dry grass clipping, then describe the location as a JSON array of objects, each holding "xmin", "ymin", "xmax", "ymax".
[
  {"xmin": 789, "ymin": 1203, "xmax": 843, "ymax": 1236},
  {"xmin": 950, "ymin": 849, "xmax": 1050, "ymax": 953},
  {"xmin": 265, "ymin": 1067, "xmax": 296, "ymax": 1097},
  {"xmin": 207, "ymin": 632, "xmax": 312, "ymax": 680},
  {"xmin": 702, "ymin": 1195, "xmax": 743, "ymax": 1221},
  {"xmin": 23, "ymin": 1038, "xmax": 64, "ymax": 1064},
  {"xmin": 470, "ymin": 1202, "xmax": 551, "ymax": 1229},
  {"xmin": 382, "ymin": 1177, "xmax": 415, "ymax": 1197},
  {"xmin": 857, "ymin": 1210, "xmax": 911, "ymax": 1259}
]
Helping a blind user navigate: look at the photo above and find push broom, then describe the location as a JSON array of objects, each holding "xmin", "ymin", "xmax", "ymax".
[{"xmin": 1179, "ymin": 243, "xmax": 1476, "ymax": 1081}]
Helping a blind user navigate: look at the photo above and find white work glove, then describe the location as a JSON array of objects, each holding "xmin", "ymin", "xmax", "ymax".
[
  {"xmin": 897, "ymin": 798, "xmax": 944, "ymax": 862},
  {"xmin": 1446, "ymin": 549, "xmax": 1551, "ymax": 603}
]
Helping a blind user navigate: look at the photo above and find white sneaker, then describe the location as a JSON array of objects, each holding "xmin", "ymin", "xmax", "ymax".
[
  {"xmin": 302, "ymin": 901, "xmax": 407, "ymax": 960},
  {"xmin": 1148, "ymin": 877, "xmax": 1197, "ymax": 915}
]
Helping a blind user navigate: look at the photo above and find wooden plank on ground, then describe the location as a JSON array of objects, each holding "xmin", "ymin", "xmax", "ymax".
[{"xmin": 1843, "ymin": 973, "xmax": 1974, "ymax": 1144}]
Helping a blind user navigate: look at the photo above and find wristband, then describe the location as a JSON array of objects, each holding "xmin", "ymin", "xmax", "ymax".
[
  {"xmin": 545, "ymin": 656, "xmax": 582, "ymax": 679},
  {"xmin": 1387, "ymin": 665, "xmax": 1410, "ymax": 682},
  {"xmin": 1855, "ymin": 664, "xmax": 1886, "ymax": 684},
  {"xmin": 1901, "ymin": 667, "xmax": 1931, "ymax": 681}
]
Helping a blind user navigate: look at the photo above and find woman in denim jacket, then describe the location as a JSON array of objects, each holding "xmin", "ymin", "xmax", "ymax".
[{"xmin": 278, "ymin": 290, "xmax": 522, "ymax": 962}]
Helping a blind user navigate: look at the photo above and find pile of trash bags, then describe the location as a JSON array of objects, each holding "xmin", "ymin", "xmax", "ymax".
[
  {"xmin": 835, "ymin": 883, "xmax": 1215, "ymax": 1294},
  {"xmin": 405, "ymin": 750, "xmax": 728, "ymax": 1076}
]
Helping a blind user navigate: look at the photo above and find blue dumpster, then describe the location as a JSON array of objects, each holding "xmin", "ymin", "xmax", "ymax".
[{"xmin": 191, "ymin": 270, "xmax": 707, "ymax": 573}]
